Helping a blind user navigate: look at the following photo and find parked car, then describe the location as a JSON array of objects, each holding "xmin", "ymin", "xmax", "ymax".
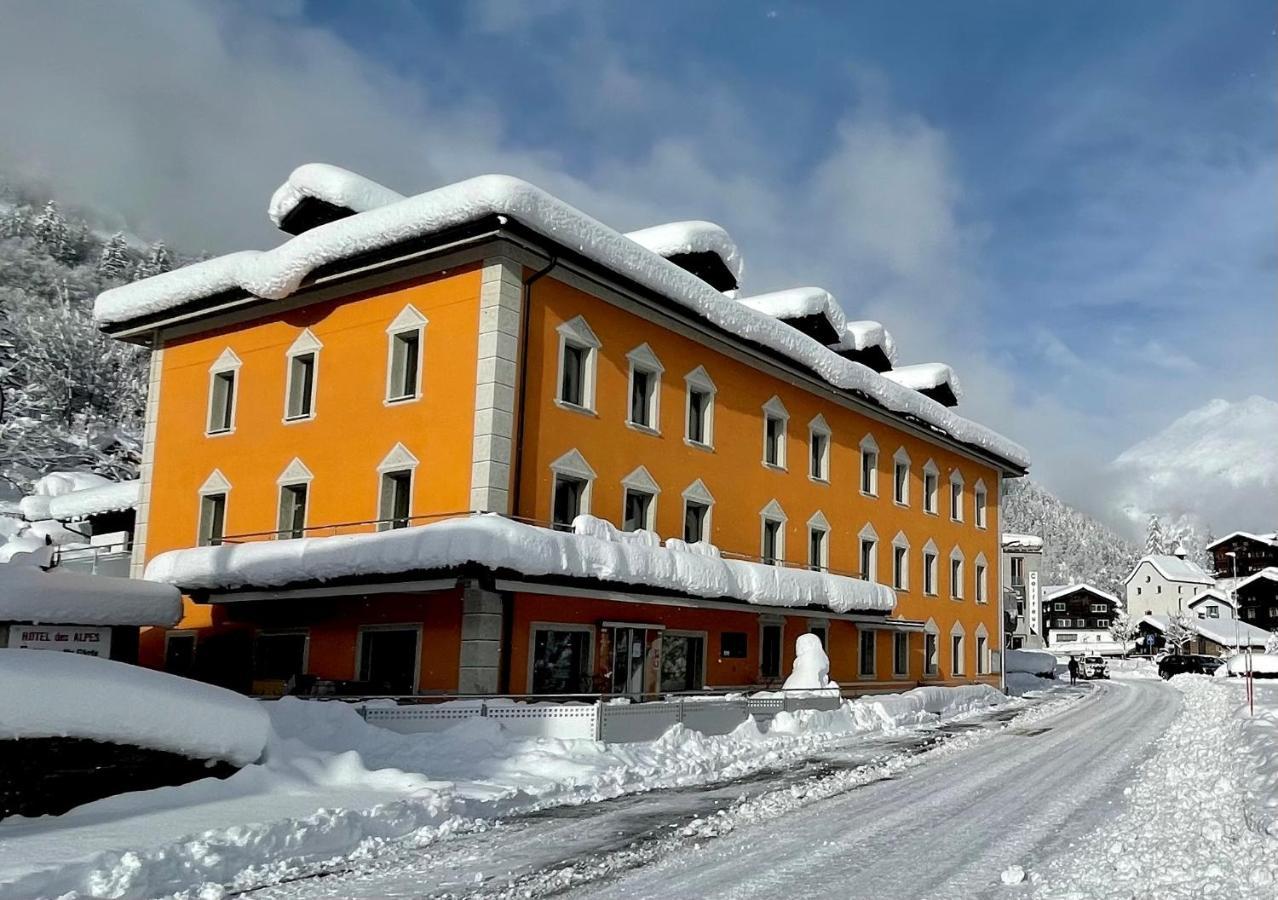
[
  {"xmin": 1158, "ymin": 654, "xmax": 1224, "ymax": 679},
  {"xmin": 1081, "ymin": 655, "xmax": 1108, "ymax": 679}
]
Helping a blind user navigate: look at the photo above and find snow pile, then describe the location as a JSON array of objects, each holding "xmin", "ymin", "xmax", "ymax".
[
  {"xmin": 1108, "ymin": 657, "xmax": 1160, "ymax": 679},
  {"xmin": 1242, "ymin": 689, "xmax": 1278, "ymax": 836},
  {"xmin": 624, "ymin": 221, "xmax": 744, "ymax": 284},
  {"xmin": 95, "ymin": 173, "xmax": 1029, "ymax": 468},
  {"xmin": 0, "ymin": 562, "xmax": 181, "ymax": 626},
  {"xmin": 15, "ymin": 470, "xmax": 113, "ymax": 521},
  {"xmin": 144, "ymin": 513, "xmax": 898, "ymax": 614},
  {"xmin": 0, "ymin": 651, "xmax": 267, "ymax": 765},
  {"xmin": 781, "ymin": 633, "xmax": 839, "ymax": 692},
  {"xmin": 267, "ymin": 163, "xmax": 404, "ymax": 228},
  {"xmin": 1004, "ymin": 672, "xmax": 1062, "ymax": 697},
  {"xmin": 46, "ymin": 479, "xmax": 139, "ymax": 520},
  {"xmin": 1005, "ymin": 648, "xmax": 1058, "ymax": 677},
  {"xmin": 1226, "ymin": 653, "xmax": 1278, "ymax": 676},
  {"xmin": 882, "ymin": 362, "xmax": 964, "ymax": 401},
  {"xmin": 834, "ymin": 320, "xmax": 898, "ymax": 365}
]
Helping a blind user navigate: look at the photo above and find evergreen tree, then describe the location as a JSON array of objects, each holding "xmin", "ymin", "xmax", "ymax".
[
  {"xmin": 1144, "ymin": 515, "xmax": 1166, "ymax": 556},
  {"xmin": 97, "ymin": 232, "xmax": 131, "ymax": 281},
  {"xmin": 0, "ymin": 206, "xmax": 30, "ymax": 238},
  {"xmin": 31, "ymin": 201, "xmax": 68, "ymax": 258},
  {"xmin": 134, "ymin": 241, "xmax": 171, "ymax": 279}
]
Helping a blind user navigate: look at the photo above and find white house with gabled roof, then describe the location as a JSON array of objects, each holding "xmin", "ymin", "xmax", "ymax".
[{"xmin": 1123, "ymin": 549, "xmax": 1215, "ymax": 619}]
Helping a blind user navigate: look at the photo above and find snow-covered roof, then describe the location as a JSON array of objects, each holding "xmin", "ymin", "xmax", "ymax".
[
  {"xmin": 1001, "ymin": 533, "xmax": 1043, "ymax": 550},
  {"xmin": 737, "ymin": 286, "xmax": 844, "ymax": 327},
  {"xmin": 46, "ymin": 479, "xmax": 139, "ymax": 521},
  {"xmin": 1187, "ymin": 587, "xmax": 1237, "ymax": 610},
  {"xmin": 1123, "ymin": 555, "xmax": 1215, "ymax": 586},
  {"xmin": 0, "ymin": 650, "xmax": 267, "ymax": 765},
  {"xmin": 1140, "ymin": 613, "xmax": 1272, "ymax": 649},
  {"xmin": 1236, "ymin": 567, "xmax": 1278, "ymax": 592},
  {"xmin": 268, "ymin": 163, "xmax": 404, "ymax": 230},
  {"xmin": 145, "ymin": 513, "xmax": 897, "ymax": 615},
  {"xmin": 94, "ymin": 172, "xmax": 1029, "ymax": 470},
  {"xmin": 832, "ymin": 320, "xmax": 898, "ymax": 366},
  {"xmin": 882, "ymin": 363, "xmax": 964, "ymax": 403},
  {"xmin": 0, "ymin": 562, "xmax": 182, "ymax": 627},
  {"xmin": 1043, "ymin": 583, "xmax": 1120, "ymax": 606},
  {"xmin": 1205, "ymin": 531, "xmax": 1278, "ymax": 551},
  {"xmin": 624, "ymin": 221, "xmax": 744, "ymax": 285}
]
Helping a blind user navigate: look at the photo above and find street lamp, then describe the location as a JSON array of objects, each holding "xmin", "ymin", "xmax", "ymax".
[{"xmin": 1226, "ymin": 550, "xmax": 1254, "ymax": 715}]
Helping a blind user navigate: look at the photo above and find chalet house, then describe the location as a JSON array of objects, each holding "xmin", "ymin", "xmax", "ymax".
[
  {"xmin": 1122, "ymin": 551, "xmax": 1214, "ymax": 619},
  {"xmin": 1041, "ymin": 584, "xmax": 1124, "ymax": 654},
  {"xmin": 1209, "ymin": 532, "xmax": 1278, "ymax": 579},
  {"xmin": 1139, "ymin": 604, "xmax": 1271, "ymax": 657},
  {"xmin": 1000, "ymin": 533, "xmax": 1043, "ymax": 650},
  {"xmin": 93, "ymin": 164, "xmax": 1028, "ymax": 698},
  {"xmin": 1235, "ymin": 568, "xmax": 1278, "ymax": 633}
]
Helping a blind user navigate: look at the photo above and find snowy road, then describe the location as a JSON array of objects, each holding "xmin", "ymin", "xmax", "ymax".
[{"xmin": 248, "ymin": 679, "xmax": 1180, "ymax": 899}]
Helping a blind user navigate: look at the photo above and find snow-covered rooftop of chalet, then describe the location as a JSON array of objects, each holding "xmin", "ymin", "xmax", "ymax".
[
  {"xmin": 0, "ymin": 561, "xmax": 182, "ymax": 627},
  {"xmin": 1206, "ymin": 531, "xmax": 1278, "ymax": 550},
  {"xmin": 1043, "ymin": 583, "xmax": 1120, "ymax": 605},
  {"xmin": 1188, "ymin": 587, "xmax": 1236, "ymax": 609},
  {"xmin": 1125, "ymin": 554, "xmax": 1215, "ymax": 585},
  {"xmin": 624, "ymin": 221, "xmax": 744, "ymax": 284},
  {"xmin": 737, "ymin": 286, "xmax": 846, "ymax": 331},
  {"xmin": 144, "ymin": 513, "xmax": 898, "ymax": 615},
  {"xmin": 1001, "ymin": 533, "xmax": 1043, "ymax": 550},
  {"xmin": 94, "ymin": 172, "xmax": 1029, "ymax": 469},
  {"xmin": 268, "ymin": 163, "xmax": 405, "ymax": 229},
  {"xmin": 882, "ymin": 363, "xmax": 964, "ymax": 402},
  {"xmin": 833, "ymin": 320, "xmax": 898, "ymax": 365},
  {"xmin": 46, "ymin": 479, "xmax": 139, "ymax": 521},
  {"xmin": 1236, "ymin": 567, "xmax": 1278, "ymax": 592}
]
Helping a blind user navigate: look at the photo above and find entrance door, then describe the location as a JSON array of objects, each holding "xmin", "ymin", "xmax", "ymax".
[
  {"xmin": 660, "ymin": 633, "xmax": 705, "ymax": 693},
  {"xmin": 611, "ymin": 627, "xmax": 648, "ymax": 695},
  {"xmin": 359, "ymin": 627, "xmax": 419, "ymax": 694}
]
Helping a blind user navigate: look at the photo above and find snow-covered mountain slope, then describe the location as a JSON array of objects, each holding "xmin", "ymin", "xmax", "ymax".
[{"xmin": 1110, "ymin": 395, "xmax": 1278, "ymax": 533}]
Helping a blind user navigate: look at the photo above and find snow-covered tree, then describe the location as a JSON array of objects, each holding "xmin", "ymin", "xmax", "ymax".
[
  {"xmin": 1266, "ymin": 633, "xmax": 1278, "ymax": 656},
  {"xmin": 1109, "ymin": 607, "xmax": 1138, "ymax": 646},
  {"xmin": 1163, "ymin": 613, "xmax": 1195, "ymax": 654},
  {"xmin": 134, "ymin": 241, "xmax": 171, "ymax": 280},
  {"xmin": 96, "ymin": 233, "xmax": 131, "ymax": 281},
  {"xmin": 1144, "ymin": 515, "xmax": 1166, "ymax": 556},
  {"xmin": 31, "ymin": 201, "xmax": 69, "ymax": 259}
]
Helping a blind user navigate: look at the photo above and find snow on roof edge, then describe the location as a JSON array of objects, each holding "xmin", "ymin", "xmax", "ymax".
[
  {"xmin": 1206, "ymin": 530, "xmax": 1278, "ymax": 550},
  {"xmin": 882, "ymin": 363, "xmax": 964, "ymax": 402},
  {"xmin": 95, "ymin": 173, "xmax": 1029, "ymax": 469},
  {"xmin": 0, "ymin": 562, "xmax": 182, "ymax": 627},
  {"xmin": 837, "ymin": 320, "xmax": 898, "ymax": 364},
  {"xmin": 267, "ymin": 163, "xmax": 405, "ymax": 229},
  {"xmin": 1043, "ymin": 583, "xmax": 1119, "ymax": 605},
  {"xmin": 46, "ymin": 480, "xmax": 140, "ymax": 521},
  {"xmin": 624, "ymin": 220, "xmax": 744, "ymax": 283}
]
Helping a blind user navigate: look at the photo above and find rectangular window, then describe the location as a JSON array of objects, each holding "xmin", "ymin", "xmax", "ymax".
[
  {"xmin": 358, "ymin": 627, "xmax": 419, "ymax": 694},
  {"xmin": 764, "ymin": 416, "xmax": 785, "ymax": 467},
  {"xmin": 1054, "ymin": 602, "xmax": 1066, "ymax": 611},
  {"xmin": 861, "ymin": 448, "xmax": 878, "ymax": 495},
  {"xmin": 254, "ymin": 631, "xmax": 308, "ymax": 682},
  {"xmin": 951, "ymin": 558, "xmax": 963, "ymax": 599},
  {"xmin": 762, "ymin": 519, "xmax": 783, "ymax": 565},
  {"xmin": 387, "ymin": 329, "xmax": 420, "ymax": 401},
  {"xmin": 809, "ymin": 527, "xmax": 827, "ymax": 571},
  {"xmin": 860, "ymin": 538, "xmax": 876, "ymax": 581},
  {"xmin": 810, "ymin": 432, "xmax": 829, "ymax": 481},
  {"xmin": 893, "ymin": 632, "xmax": 909, "ymax": 676},
  {"xmin": 286, "ymin": 352, "xmax": 316, "ymax": 419},
  {"xmin": 951, "ymin": 481, "xmax": 963, "ymax": 521},
  {"xmin": 629, "ymin": 367, "xmax": 655, "ymax": 428},
  {"xmin": 687, "ymin": 389, "xmax": 711, "ymax": 444},
  {"xmin": 198, "ymin": 493, "xmax": 226, "ymax": 546},
  {"xmin": 924, "ymin": 552, "xmax": 938, "ymax": 595},
  {"xmin": 1094, "ymin": 619, "xmax": 1109, "ymax": 628},
  {"xmin": 893, "ymin": 546, "xmax": 908, "ymax": 590},
  {"xmin": 1057, "ymin": 618, "xmax": 1072, "ymax": 628},
  {"xmin": 859, "ymin": 629, "xmax": 876, "ymax": 677},
  {"xmin": 720, "ymin": 631, "xmax": 748, "ymax": 659},
  {"xmin": 761, "ymin": 624, "xmax": 783, "ymax": 679},
  {"xmin": 1091, "ymin": 603, "xmax": 1107, "ymax": 613},
  {"xmin": 894, "ymin": 462, "xmax": 909, "ymax": 504},
  {"xmin": 1010, "ymin": 556, "xmax": 1024, "ymax": 586},
  {"xmin": 164, "ymin": 633, "xmax": 196, "ymax": 676},
  {"xmin": 378, "ymin": 470, "xmax": 412, "ymax": 530},
  {"xmin": 552, "ymin": 475, "xmax": 586, "ymax": 530},
  {"xmin": 952, "ymin": 634, "xmax": 964, "ymax": 675},
  {"xmin": 208, "ymin": 370, "xmax": 235, "ymax": 433},
  {"xmin": 976, "ymin": 563, "xmax": 987, "ymax": 602},
  {"xmin": 925, "ymin": 633, "xmax": 939, "ymax": 675},
  {"xmin": 660, "ymin": 632, "xmax": 706, "ymax": 693},
  {"xmin": 924, "ymin": 471, "xmax": 939, "ymax": 514},
  {"xmin": 974, "ymin": 487, "xmax": 987, "ymax": 528},
  {"xmin": 623, "ymin": 489, "xmax": 653, "ymax": 532},
  {"xmin": 808, "ymin": 622, "xmax": 828, "ymax": 648},
  {"xmin": 560, "ymin": 343, "xmax": 586, "ymax": 406},
  {"xmin": 531, "ymin": 626, "xmax": 593, "ymax": 694},
  {"xmin": 683, "ymin": 501, "xmax": 709, "ymax": 543},
  {"xmin": 1207, "ymin": 607, "xmax": 1220, "ymax": 619},
  {"xmin": 277, "ymin": 483, "xmax": 308, "ymax": 539},
  {"xmin": 976, "ymin": 636, "xmax": 988, "ymax": 675}
]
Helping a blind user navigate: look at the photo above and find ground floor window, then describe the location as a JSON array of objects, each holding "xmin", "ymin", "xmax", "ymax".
[
  {"xmin": 720, "ymin": 631, "xmax": 747, "ymax": 659},
  {"xmin": 661, "ymin": 631, "xmax": 706, "ymax": 693},
  {"xmin": 976, "ymin": 635, "xmax": 988, "ymax": 675},
  {"xmin": 807, "ymin": 621, "xmax": 828, "ymax": 648},
  {"xmin": 531, "ymin": 625, "xmax": 594, "ymax": 694},
  {"xmin": 952, "ymin": 634, "xmax": 965, "ymax": 676},
  {"xmin": 893, "ymin": 631, "xmax": 909, "ymax": 676},
  {"xmin": 760, "ymin": 622, "xmax": 783, "ymax": 679},
  {"xmin": 254, "ymin": 630, "xmax": 308, "ymax": 683},
  {"xmin": 164, "ymin": 632, "xmax": 196, "ymax": 676},
  {"xmin": 925, "ymin": 632, "xmax": 939, "ymax": 675},
  {"xmin": 358, "ymin": 626, "xmax": 419, "ymax": 694},
  {"xmin": 859, "ymin": 629, "xmax": 876, "ymax": 677}
]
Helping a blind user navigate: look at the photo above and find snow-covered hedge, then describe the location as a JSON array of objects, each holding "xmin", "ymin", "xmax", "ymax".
[
  {"xmin": 1004, "ymin": 648, "xmax": 1058, "ymax": 677},
  {"xmin": 0, "ymin": 651, "xmax": 268, "ymax": 765}
]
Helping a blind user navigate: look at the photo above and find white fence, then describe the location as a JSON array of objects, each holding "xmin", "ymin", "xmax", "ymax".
[{"xmin": 358, "ymin": 692, "xmax": 846, "ymax": 743}]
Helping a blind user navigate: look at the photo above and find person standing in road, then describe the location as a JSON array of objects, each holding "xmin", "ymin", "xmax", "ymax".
[{"xmin": 1067, "ymin": 655, "xmax": 1080, "ymax": 685}]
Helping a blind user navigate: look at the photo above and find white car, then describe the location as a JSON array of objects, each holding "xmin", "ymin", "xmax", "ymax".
[{"xmin": 1080, "ymin": 655, "xmax": 1108, "ymax": 679}]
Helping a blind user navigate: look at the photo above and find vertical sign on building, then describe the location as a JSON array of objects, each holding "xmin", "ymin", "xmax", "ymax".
[{"xmin": 1028, "ymin": 571, "xmax": 1040, "ymax": 635}]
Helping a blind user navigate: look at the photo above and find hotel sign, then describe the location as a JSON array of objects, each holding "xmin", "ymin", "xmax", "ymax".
[
  {"xmin": 8, "ymin": 625, "xmax": 112, "ymax": 657},
  {"xmin": 1028, "ymin": 571, "xmax": 1040, "ymax": 635}
]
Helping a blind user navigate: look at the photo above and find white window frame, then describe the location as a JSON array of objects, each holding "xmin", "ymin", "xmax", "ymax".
[
  {"xmin": 950, "ymin": 546, "xmax": 965, "ymax": 600},
  {"xmin": 858, "ymin": 522, "xmax": 879, "ymax": 583},
  {"xmin": 892, "ymin": 447, "xmax": 911, "ymax": 506},
  {"xmin": 384, "ymin": 305, "xmax": 428, "ymax": 405},
  {"xmin": 892, "ymin": 631, "xmax": 910, "ymax": 677},
  {"xmin": 554, "ymin": 315, "xmax": 601, "ymax": 413},
  {"xmin": 892, "ymin": 531, "xmax": 910, "ymax": 591},
  {"xmin": 950, "ymin": 469, "xmax": 965, "ymax": 522},
  {"xmin": 550, "ymin": 448, "xmax": 596, "ymax": 527},
  {"xmin": 376, "ymin": 443, "xmax": 420, "ymax": 531},
  {"xmin": 625, "ymin": 343, "xmax": 664, "ymax": 434},
  {"xmin": 196, "ymin": 469, "xmax": 231, "ymax": 546},
  {"xmin": 924, "ymin": 619, "xmax": 940, "ymax": 677},
  {"xmin": 858, "ymin": 628, "xmax": 877, "ymax": 678},
  {"xmin": 923, "ymin": 539, "xmax": 939, "ymax": 596},
  {"xmin": 807, "ymin": 510, "xmax": 830, "ymax": 571},
  {"xmin": 760, "ymin": 499, "xmax": 787, "ymax": 565},
  {"xmin": 973, "ymin": 479, "xmax": 988, "ymax": 529},
  {"xmin": 354, "ymin": 623, "xmax": 423, "ymax": 693},
  {"xmin": 762, "ymin": 396, "xmax": 789, "ymax": 470},
  {"xmin": 283, "ymin": 328, "xmax": 322, "ymax": 423},
  {"xmin": 975, "ymin": 624, "xmax": 989, "ymax": 675},
  {"xmin": 275, "ymin": 457, "xmax": 314, "ymax": 540},
  {"xmin": 681, "ymin": 479, "xmax": 714, "ymax": 544},
  {"xmin": 950, "ymin": 621, "xmax": 967, "ymax": 676},
  {"xmin": 975, "ymin": 553, "xmax": 989, "ymax": 603},
  {"xmin": 923, "ymin": 459, "xmax": 940, "ymax": 515},
  {"xmin": 527, "ymin": 622, "xmax": 596, "ymax": 695},
  {"xmin": 808, "ymin": 414, "xmax": 831, "ymax": 483},
  {"xmin": 206, "ymin": 347, "xmax": 241, "ymax": 436},
  {"xmin": 683, "ymin": 365, "xmax": 716, "ymax": 449},
  {"xmin": 620, "ymin": 465, "xmax": 660, "ymax": 531},
  {"xmin": 859, "ymin": 434, "xmax": 879, "ymax": 497}
]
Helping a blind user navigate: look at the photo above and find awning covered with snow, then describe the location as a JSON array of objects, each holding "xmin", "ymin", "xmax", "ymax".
[{"xmin": 0, "ymin": 562, "xmax": 182, "ymax": 627}]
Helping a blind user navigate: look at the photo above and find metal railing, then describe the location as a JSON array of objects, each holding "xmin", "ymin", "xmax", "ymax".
[{"xmin": 55, "ymin": 542, "xmax": 132, "ymax": 577}]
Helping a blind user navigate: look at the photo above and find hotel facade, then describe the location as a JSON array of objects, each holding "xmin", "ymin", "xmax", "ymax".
[{"xmin": 98, "ymin": 165, "xmax": 1029, "ymax": 698}]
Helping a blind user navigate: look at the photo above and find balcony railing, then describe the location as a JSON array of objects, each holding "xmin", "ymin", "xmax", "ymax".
[{"xmin": 56, "ymin": 542, "xmax": 132, "ymax": 578}]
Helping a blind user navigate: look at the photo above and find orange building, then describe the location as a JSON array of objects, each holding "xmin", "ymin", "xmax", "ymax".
[{"xmin": 97, "ymin": 165, "xmax": 1028, "ymax": 698}]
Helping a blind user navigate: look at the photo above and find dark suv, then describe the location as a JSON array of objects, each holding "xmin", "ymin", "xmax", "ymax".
[{"xmin": 1158, "ymin": 654, "xmax": 1223, "ymax": 679}]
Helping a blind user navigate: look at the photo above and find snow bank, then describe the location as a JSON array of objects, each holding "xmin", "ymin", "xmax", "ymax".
[
  {"xmin": 882, "ymin": 362, "xmax": 964, "ymax": 401},
  {"xmin": 1004, "ymin": 672, "xmax": 1061, "ymax": 697},
  {"xmin": 95, "ymin": 173, "xmax": 1029, "ymax": 469},
  {"xmin": 1005, "ymin": 648, "xmax": 1058, "ymax": 677},
  {"xmin": 267, "ymin": 163, "xmax": 404, "ymax": 228},
  {"xmin": 0, "ymin": 562, "xmax": 181, "ymax": 626},
  {"xmin": 0, "ymin": 651, "xmax": 267, "ymax": 765},
  {"xmin": 144, "ymin": 513, "xmax": 897, "ymax": 614},
  {"xmin": 46, "ymin": 479, "xmax": 139, "ymax": 520},
  {"xmin": 1226, "ymin": 653, "xmax": 1278, "ymax": 676},
  {"xmin": 624, "ymin": 220, "xmax": 744, "ymax": 284}
]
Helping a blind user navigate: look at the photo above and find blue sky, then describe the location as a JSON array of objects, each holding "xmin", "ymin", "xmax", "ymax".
[{"xmin": 1, "ymin": 0, "xmax": 1274, "ymax": 530}]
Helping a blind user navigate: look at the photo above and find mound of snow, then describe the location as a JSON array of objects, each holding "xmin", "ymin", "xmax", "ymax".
[
  {"xmin": 1005, "ymin": 648, "xmax": 1058, "ymax": 677},
  {"xmin": 625, "ymin": 220, "xmax": 744, "ymax": 284},
  {"xmin": 46, "ymin": 479, "xmax": 139, "ymax": 520},
  {"xmin": 1225, "ymin": 653, "xmax": 1278, "ymax": 676},
  {"xmin": 268, "ymin": 163, "xmax": 404, "ymax": 228},
  {"xmin": 0, "ymin": 651, "xmax": 268, "ymax": 765},
  {"xmin": 782, "ymin": 633, "xmax": 840, "ymax": 692}
]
